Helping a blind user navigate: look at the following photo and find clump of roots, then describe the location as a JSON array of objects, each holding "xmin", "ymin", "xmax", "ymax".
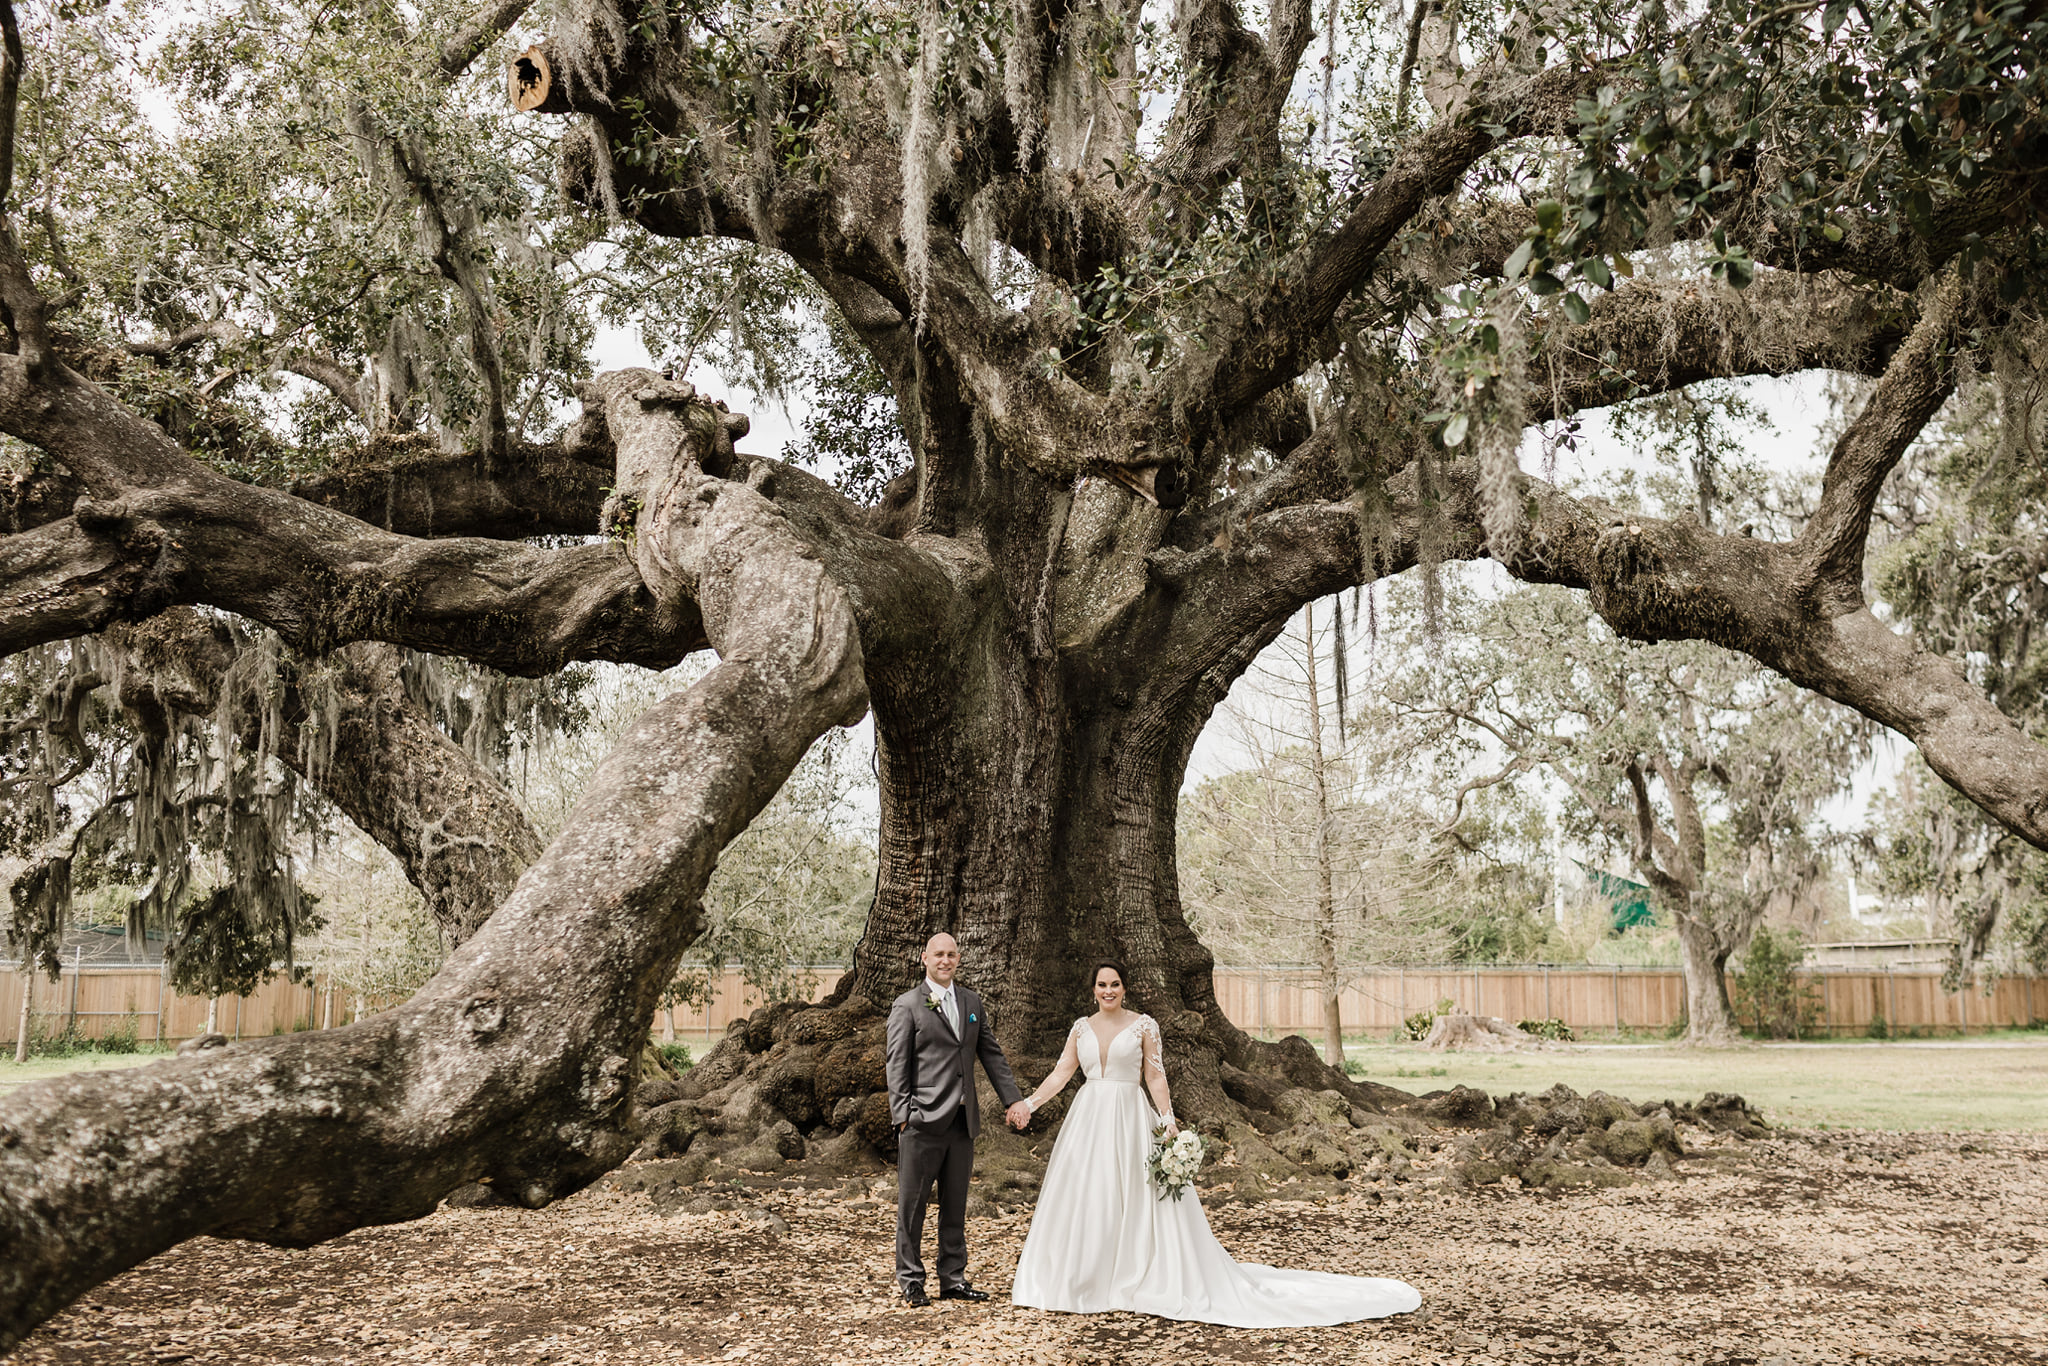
[{"xmin": 598, "ymin": 985, "xmax": 1770, "ymax": 1215}]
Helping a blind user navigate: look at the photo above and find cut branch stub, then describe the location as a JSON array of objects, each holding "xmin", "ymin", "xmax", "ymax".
[
  {"xmin": 509, "ymin": 44, "xmax": 553, "ymax": 112},
  {"xmin": 1101, "ymin": 460, "xmax": 1189, "ymax": 510}
]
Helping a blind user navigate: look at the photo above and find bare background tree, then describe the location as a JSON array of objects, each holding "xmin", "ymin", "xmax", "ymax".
[{"xmin": 1180, "ymin": 602, "xmax": 1453, "ymax": 1063}]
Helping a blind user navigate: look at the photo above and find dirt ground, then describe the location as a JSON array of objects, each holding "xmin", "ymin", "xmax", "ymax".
[{"xmin": 12, "ymin": 1127, "xmax": 2046, "ymax": 1366}]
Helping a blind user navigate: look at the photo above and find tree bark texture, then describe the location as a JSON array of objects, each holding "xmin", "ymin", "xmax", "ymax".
[
  {"xmin": 0, "ymin": 380, "xmax": 870, "ymax": 1350},
  {"xmin": 1673, "ymin": 911, "xmax": 1740, "ymax": 1047}
]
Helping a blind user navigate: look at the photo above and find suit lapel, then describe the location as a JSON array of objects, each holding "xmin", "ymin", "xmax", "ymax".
[{"xmin": 921, "ymin": 991, "xmax": 959, "ymax": 1043}]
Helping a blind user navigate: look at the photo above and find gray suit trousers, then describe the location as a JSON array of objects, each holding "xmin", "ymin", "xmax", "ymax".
[{"xmin": 895, "ymin": 1106, "xmax": 972, "ymax": 1291}]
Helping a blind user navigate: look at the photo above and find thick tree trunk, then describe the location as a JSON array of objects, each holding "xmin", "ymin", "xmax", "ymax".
[
  {"xmin": 841, "ymin": 653, "xmax": 1172, "ymax": 1056},
  {"xmin": 824, "ymin": 483, "xmax": 1396, "ymax": 1128},
  {"xmin": 832, "ymin": 468, "xmax": 1070, "ymax": 1039},
  {"xmin": 1674, "ymin": 907, "xmax": 1742, "ymax": 1046}
]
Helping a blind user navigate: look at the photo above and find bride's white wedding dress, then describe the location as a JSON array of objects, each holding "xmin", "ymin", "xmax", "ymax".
[{"xmin": 1010, "ymin": 1014, "xmax": 1421, "ymax": 1326}]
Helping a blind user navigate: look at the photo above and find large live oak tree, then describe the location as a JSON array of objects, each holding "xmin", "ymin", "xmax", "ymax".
[{"xmin": 2, "ymin": 0, "xmax": 2046, "ymax": 1347}]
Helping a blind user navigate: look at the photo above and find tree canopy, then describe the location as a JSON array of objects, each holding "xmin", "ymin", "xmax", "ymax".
[{"xmin": 2, "ymin": 0, "xmax": 2046, "ymax": 1348}]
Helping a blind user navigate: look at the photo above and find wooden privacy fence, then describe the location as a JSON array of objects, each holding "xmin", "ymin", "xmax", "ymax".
[
  {"xmin": 1213, "ymin": 964, "xmax": 2048, "ymax": 1037},
  {"xmin": 0, "ymin": 958, "xmax": 837, "ymax": 1051},
  {"xmin": 5, "ymin": 960, "xmax": 2045, "ymax": 1050},
  {"xmin": 0, "ymin": 954, "xmax": 402, "ymax": 1051}
]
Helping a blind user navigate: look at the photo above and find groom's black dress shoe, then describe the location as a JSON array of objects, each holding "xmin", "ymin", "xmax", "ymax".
[
  {"xmin": 902, "ymin": 1285, "xmax": 931, "ymax": 1308},
  {"xmin": 938, "ymin": 1284, "xmax": 990, "ymax": 1302}
]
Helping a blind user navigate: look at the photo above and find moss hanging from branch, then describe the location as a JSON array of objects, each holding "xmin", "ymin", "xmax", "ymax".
[{"xmin": 1473, "ymin": 294, "xmax": 1531, "ymax": 565}]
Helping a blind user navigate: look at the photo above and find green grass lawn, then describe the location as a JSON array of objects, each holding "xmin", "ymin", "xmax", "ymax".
[
  {"xmin": 0, "ymin": 1048, "xmax": 168, "ymax": 1095},
  {"xmin": 1335, "ymin": 1035, "xmax": 2048, "ymax": 1132},
  {"xmin": 7, "ymin": 1036, "xmax": 2045, "ymax": 1133}
]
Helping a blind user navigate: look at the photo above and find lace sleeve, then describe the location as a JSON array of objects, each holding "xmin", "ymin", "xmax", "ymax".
[
  {"xmin": 1135, "ymin": 1014, "xmax": 1164, "ymax": 1080},
  {"xmin": 1068, "ymin": 1017, "xmax": 1090, "ymax": 1044}
]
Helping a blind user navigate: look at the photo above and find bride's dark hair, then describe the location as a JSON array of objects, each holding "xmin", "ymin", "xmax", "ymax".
[{"xmin": 1091, "ymin": 961, "xmax": 1128, "ymax": 990}]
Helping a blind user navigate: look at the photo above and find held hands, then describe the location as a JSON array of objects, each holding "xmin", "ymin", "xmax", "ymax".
[{"xmin": 1005, "ymin": 1100, "xmax": 1033, "ymax": 1130}]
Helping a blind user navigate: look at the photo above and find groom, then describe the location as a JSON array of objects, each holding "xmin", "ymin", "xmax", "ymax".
[{"xmin": 886, "ymin": 932, "xmax": 1032, "ymax": 1307}]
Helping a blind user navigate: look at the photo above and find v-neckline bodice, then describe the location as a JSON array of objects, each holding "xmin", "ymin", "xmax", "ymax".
[{"xmin": 1086, "ymin": 1014, "xmax": 1140, "ymax": 1075}]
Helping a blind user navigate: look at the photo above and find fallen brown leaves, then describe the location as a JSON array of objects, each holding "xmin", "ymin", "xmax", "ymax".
[{"xmin": 12, "ymin": 1128, "xmax": 2046, "ymax": 1366}]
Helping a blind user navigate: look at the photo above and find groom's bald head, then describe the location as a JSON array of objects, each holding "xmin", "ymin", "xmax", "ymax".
[{"xmin": 922, "ymin": 933, "xmax": 960, "ymax": 986}]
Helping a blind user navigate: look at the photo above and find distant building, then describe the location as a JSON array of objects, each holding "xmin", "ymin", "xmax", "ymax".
[
  {"xmin": 1803, "ymin": 938, "xmax": 1956, "ymax": 969},
  {"xmin": 1569, "ymin": 860, "xmax": 1657, "ymax": 935},
  {"xmin": 3, "ymin": 923, "xmax": 166, "ymax": 967}
]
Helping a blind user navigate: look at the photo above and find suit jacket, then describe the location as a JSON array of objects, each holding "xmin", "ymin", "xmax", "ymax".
[{"xmin": 885, "ymin": 982, "xmax": 1022, "ymax": 1139}]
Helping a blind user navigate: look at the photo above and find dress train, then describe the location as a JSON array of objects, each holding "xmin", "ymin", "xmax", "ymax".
[{"xmin": 1010, "ymin": 1015, "xmax": 1421, "ymax": 1327}]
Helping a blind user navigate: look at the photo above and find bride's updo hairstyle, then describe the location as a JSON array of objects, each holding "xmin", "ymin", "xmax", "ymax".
[{"xmin": 1091, "ymin": 961, "xmax": 1129, "ymax": 995}]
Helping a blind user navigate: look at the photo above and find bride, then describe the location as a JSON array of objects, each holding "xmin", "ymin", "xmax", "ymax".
[{"xmin": 1008, "ymin": 962, "xmax": 1421, "ymax": 1326}]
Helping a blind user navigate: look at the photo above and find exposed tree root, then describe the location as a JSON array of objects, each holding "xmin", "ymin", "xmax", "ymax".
[{"xmin": 617, "ymin": 997, "xmax": 1770, "ymax": 1211}]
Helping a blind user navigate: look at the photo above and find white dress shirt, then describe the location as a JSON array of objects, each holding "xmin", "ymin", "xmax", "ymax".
[{"xmin": 925, "ymin": 977, "xmax": 959, "ymax": 1033}]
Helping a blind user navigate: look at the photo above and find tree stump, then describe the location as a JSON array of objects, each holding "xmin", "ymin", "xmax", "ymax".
[{"xmin": 1424, "ymin": 1011, "xmax": 1539, "ymax": 1052}]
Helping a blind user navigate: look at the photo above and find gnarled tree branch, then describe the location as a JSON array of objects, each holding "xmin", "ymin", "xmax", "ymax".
[
  {"xmin": 1182, "ymin": 60, "xmax": 1597, "ymax": 428},
  {"xmin": 1795, "ymin": 268, "xmax": 1964, "ymax": 604},
  {"xmin": 0, "ymin": 364, "xmax": 872, "ymax": 1351}
]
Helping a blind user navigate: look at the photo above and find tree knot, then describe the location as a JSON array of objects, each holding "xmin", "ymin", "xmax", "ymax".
[
  {"xmin": 462, "ymin": 994, "xmax": 507, "ymax": 1040},
  {"xmin": 631, "ymin": 378, "xmax": 698, "ymax": 409},
  {"xmin": 586, "ymin": 1053, "xmax": 632, "ymax": 1111},
  {"xmin": 72, "ymin": 496, "xmax": 133, "ymax": 534}
]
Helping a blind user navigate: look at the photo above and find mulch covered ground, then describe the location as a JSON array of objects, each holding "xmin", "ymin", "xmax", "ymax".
[{"xmin": 13, "ymin": 1127, "xmax": 2046, "ymax": 1365}]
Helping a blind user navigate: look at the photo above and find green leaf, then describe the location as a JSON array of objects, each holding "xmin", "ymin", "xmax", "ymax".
[
  {"xmin": 1529, "ymin": 271, "xmax": 1564, "ymax": 296},
  {"xmin": 1583, "ymin": 256, "xmax": 1613, "ymax": 290},
  {"xmin": 1822, "ymin": 222, "xmax": 1844, "ymax": 243},
  {"xmin": 1502, "ymin": 239, "xmax": 1534, "ymax": 280},
  {"xmin": 1562, "ymin": 292, "xmax": 1592, "ymax": 325},
  {"xmin": 1442, "ymin": 414, "xmax": 1470, "ymax": 447}
]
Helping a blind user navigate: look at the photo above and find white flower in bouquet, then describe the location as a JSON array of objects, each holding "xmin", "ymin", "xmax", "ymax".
[{"xmin": 1147, "ymin": 1123, "xmax": 1205, "ymax": 1200}]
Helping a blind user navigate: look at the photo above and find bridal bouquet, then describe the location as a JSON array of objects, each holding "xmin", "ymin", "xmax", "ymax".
[{"xmin": 1147, "ymin": 1123, "xmax": 1205, "ymax": 1201}]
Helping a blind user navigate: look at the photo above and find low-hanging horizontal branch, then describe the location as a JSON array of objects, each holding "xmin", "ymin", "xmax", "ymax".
[{"xmin": 0, "ymin": 346, "xmax": 878, "ymax": 1350}]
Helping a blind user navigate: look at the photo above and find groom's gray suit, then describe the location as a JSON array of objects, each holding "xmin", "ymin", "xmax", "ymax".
[{"xmin": 886, "ymin": 980, "xmax": 1023, "ymax": 1294}]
